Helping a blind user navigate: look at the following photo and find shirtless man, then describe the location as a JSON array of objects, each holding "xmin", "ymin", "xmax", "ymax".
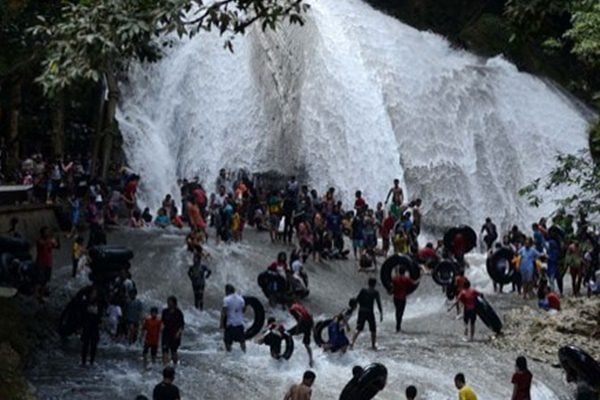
[
  {"xmin": 284, "ymin": 371, "xmax": 316, "ymax": 400},
  {"xmin": 385, "ymin": 179, "xmax": 404, "ymax": 205}
]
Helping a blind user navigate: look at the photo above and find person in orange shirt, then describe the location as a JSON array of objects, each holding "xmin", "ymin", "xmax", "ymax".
[{"xmin": 141, "ymin": 307, "xmax": 162, "ymax": 365}]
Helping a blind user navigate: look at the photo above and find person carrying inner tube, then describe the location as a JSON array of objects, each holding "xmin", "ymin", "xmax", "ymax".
[
  {"xmin": 324, "ymin": 314, "xmax": 350, "ymax": 353},
  {"xmin": 256, "ymin": 317, "xmax": 285, "ymax": 360},
  {"xmin": 390, "ymin": 268, "xmax": 419, "ymax": 333},
  {"xmin": 448, "ymin": 280, "xmax": 480, "ymax": 342},
  {"xmin": 221, "ymin": 284, "xmax": 246, "ymax": 353},
  {"xmin": 288, "ymin": 300, "xmax": 314, "ymax": 367},
  {"xmin": 350, "ymin": 278, "xmax": 383, "ymax": 351}
]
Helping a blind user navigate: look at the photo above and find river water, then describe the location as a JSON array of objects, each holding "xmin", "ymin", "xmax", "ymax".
[{"xmin": 27, "ymin": 228, "xmax": 574, "ymax": 399}]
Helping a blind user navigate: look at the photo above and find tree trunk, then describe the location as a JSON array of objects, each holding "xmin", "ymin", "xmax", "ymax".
[
  {"xmin": 51, "ymin": 89, "xmax": 65, "ymax": 158},
  {"xmin": 7, "ymin": 77, "xmax": 22, "ymax": 173},
  {"xmin": 100, "ymin": 68, "xmax": 119, "ymax": 180},
  {"xmin": 91, "ymin": 82, "xmax": 106, "ymax": 177}
]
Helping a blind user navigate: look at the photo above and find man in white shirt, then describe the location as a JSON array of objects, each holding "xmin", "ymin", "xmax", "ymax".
[{"xmin": 220, "ymin": 284, "xmax": 246, "ymax": 352}]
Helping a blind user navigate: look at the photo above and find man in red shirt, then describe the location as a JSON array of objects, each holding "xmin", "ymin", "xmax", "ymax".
[
  {"xmin": 418, "ymin": 243, "xmax": 438, "ymax": 266},
  {"xmin": 380, "ymin": 214, "xmax": 395, "ymax": 256},
  {"xmin": 36, "ymin": 226, "xmax": 60, "ymax": 302},
  {"xmin": 448, "ymin": 280, "xmax": 480, "ymax": 341},
  {"xmin": 390, "ymin": 269, "xmax": 419, "ymax": 332},
  {"xmin": 288, "ymin": 301, "xmax": 314, "ymax": 367}
]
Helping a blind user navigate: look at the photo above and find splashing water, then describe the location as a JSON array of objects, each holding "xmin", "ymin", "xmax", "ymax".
[{"xmin": 118, "ymin": 0, "xmax": 592, "ymax": 231}]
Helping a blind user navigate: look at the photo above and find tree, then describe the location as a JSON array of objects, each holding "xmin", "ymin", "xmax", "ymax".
[
  {"xmin": 519, "ymin": 148, "xmax": 600, "ymax": 217},
  {"xmin": 31, "ymin": 0, "xmax": 308, "ymax": 178}
]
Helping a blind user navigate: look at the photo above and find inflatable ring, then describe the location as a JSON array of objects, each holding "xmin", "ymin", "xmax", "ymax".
[
  {"xmin": 0, "ymin": 236, "xmax": 30, "ymax": 255},
  {"xmin": 280, "ymin": 333, "xmax": 295, "ymax": 360},
  {"xmin": 339, "ymin": 363, "xmax": 388, "ymax": 400},
  {"xmin": 243, "ymin": 296, "xmax": 265, "ymax": 340},
  {"xmin": 257, "ymin": 270, "xmax": 287, "ymax": 299},
  {"xmin": 487, "ymin": 248, "xmax": 515, "ymax": 285},
  {"xmin": 380, "ymin": 255, "xmax": 420, "ymax": 294},
  {"xmin": 475, "ymin": 296, "xmax": 502, "ymax": 334},
  {"xmin": 443, "ymin": 226, "xmax": 477, "ymax": 254},
  {"xmin": 89, "ymin": 245, "xmax": 134, "ymax": 264},
  {"xmin": 559, "ymin": 345, "xmax": 600, "ymax": 390},
  {"xmin": 313, "ymin": 318, "xmax": 333, "ymax": 347},
  {"xmin": 432, "ymin": 260, "xmax": 457, "ymax": 286}
]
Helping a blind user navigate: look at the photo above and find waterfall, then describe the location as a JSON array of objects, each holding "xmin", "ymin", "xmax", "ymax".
[{"xmin": 118, "ymin": 0, "xmax": 592, "ymax": 230}]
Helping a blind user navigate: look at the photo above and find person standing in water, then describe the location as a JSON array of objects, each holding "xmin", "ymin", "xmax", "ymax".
[
  {"xmin": 480, "ymin": 218, "xmax": 498, "ymax": 251},
  {"xmin": 284, "ymin": 370, "xmax": 316, "ymax": 400},
  {"xmin": 161, "ymin": 296, "xmax": 184, "ymax": 365},
  {"xmin": 511, "ymin": 356, "xmax": 532, "ymax": 400},
  {"xmin": 391, "ymin": 269, "xmax": 419, "ymax": 333},
  {"xmin": 385, "ymin": 179, "xmax": 404, "ymax": 205},
  {"xmin": 221, "ymin": 284, "xmax": 246, "ymax": 353},
  {"xmin": 80, "ymin": 287, "xmax": 100, "ymax": 366},
  {"xmin": 288, "ymin": 300, "xmax": 315, "ymax": 367},
  {"xmin": 350, "ymin": 278, "xmax": 383, "ymax": 350},
  {"xmin": 153, "ymin": 366, "xmax": 181, "ymax": 400},
  {"xmin": 448, "ymin": 280, "xmax": 480, "ymax": 341}
]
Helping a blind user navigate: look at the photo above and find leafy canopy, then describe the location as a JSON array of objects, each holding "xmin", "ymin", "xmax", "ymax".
[{"xmin": 31, "ymin": 0, "xmax": 309, "ymax": 95}]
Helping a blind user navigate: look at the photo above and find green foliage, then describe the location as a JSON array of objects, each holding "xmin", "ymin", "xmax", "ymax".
[
  {"xmin": 519, "ymin": 143, "xmax": 600, "ymax": 216},
  {"xmin": 30, "ymin": 0, "xmax": 309, "ymax": 96},
  {"xmin": 566, "ymin": 1, "xmax": 600, "ymax": 68}
]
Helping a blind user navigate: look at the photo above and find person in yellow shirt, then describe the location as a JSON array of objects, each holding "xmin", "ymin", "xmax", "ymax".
[
  {"xmin": 454, "ymin": 373, "xmax": 478, "ymax": 400},
  {"xmin": 71, "ymin": 236, "xmax": 84, "ymax": 278}
]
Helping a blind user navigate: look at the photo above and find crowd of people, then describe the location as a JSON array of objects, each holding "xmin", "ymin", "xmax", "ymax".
[{"xmin": 6, "ymin": 162, "xmax": 599, "ymax": 400}]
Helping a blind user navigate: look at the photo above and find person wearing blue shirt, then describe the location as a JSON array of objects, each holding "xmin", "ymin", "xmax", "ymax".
[
  {"xmin": 532, "ymin": 224, "xmax": 545, "ymax": 252},
  {"xmin": 519, "ymin": 238, "xmax": 542, "ymax": 299}
]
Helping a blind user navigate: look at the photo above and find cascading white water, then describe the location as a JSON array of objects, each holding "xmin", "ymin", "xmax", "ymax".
[{"xmin": 118, "ymin": 0, "xmax": 593, "ymax": 230}]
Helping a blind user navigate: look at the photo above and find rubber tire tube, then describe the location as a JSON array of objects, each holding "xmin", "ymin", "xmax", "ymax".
[
  {"xmin": 339, "ymin": 363, "xmax": 388, "ymax": 400},
  {"xmin": 380, "ymin": 255, "xmax": 420, "ymax": 294},
  {"xmin": 89, "ymin": 245, "xmax": 134, "ymax": 264},
  {"xmin": 559, "ymin": 345, "xmax": 600, "ymax": 390},
  {"xmin": 313, "ymin": 318, "xmax": 333, "ymax": 348},
  {"xmin": 432, "ymin": 260, "xmax": 457, "ymax": 286},
  {"xmin": 0, "ymin": 237, "xmax": 30, "ymax": 254},
  {"xmin": 475, "ymin": 295, "xmax": 502, "ymax": 334},
  {"xmin": 487, "ymin": 248, "xmax": 515, "ymax": 285},
  {"xmin": 280, "ymin": 333, "xmax": 295, "ymax": 360},
  {"xmin": 243, "ymin": 296, "xmax": 265, "ymax": 340}
]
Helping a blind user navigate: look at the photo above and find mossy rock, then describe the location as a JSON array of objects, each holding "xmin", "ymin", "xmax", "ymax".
[
  {"xmin": 458, "ymin": 13, "xmax": 512, "ymax": 57},
  {"xmin": 0, "ymin": 298, "xmax": 35, "ymax": 400},
  {"xmin": 589, "ymin": 119, "xmax": 600, "ymax": 163}
]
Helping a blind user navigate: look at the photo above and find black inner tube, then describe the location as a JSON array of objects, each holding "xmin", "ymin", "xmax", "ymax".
[
  {"xmin": 559, "ymin": 345, "xmax": 600, "ymax": 390},
  {"xmin": 487, "ymin": 248, "xmax": 515, "ymax": 285},
  {"xmin": 280, "ymin": 333, "xmax": 295, "ymax": 360},
  {"xmin": 89, "ymin": 245, "xmax": 134, "ymax": 263},
  {"xmin": 443, "ymin": 226, "xmax": 477, "ymax": 254},
  {"xmin": 380, "ymin": 255, "xmax": 420, "ymax": 294},
  {"xmin": 243, "ymin": 296, "xmax": 265, "ymax": 340},
  {"xmin": 313, "ymin": 318, "xmax": 333, "ymax": 348},
  {"xmin": 339, "ymin": 363, "xmax": 388, "ymax": 400},
  {"xmin": 432, "ymin": 260, "xmax": 457, "ymax": 286},
  {"xmin": 475, "ymin": 296, "xmax": 502, "ymax": 334}
]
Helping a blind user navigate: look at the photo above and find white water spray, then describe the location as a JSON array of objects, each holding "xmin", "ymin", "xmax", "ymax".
[{"xmin": 118, "ymin": 0, "xmax": 592, "ymax": 230}]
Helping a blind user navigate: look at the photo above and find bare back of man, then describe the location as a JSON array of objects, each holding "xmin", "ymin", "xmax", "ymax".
[{"xmin": 284, "ymin": 383, "xmax": 312, "ymax": 400}]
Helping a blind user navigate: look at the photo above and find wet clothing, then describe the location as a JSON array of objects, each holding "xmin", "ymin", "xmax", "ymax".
[
  {"xmin": 223, "ymin": 293, "xmax": 245, "ymax": 327},
  {"xmin": 81, "ymin": 298, "xmax": 100, "ymax": 365},
  {"xmin": 458, "ymin": 385, "xmax": 478, "ymax": 400},
  {"xmin": 327, "ymin": 320, "xmax": 349, "ymax": 351},
  {"xmin": 458, "ymin": 288, "xmax": 480, "ymax": 311},
  {"xmin": 125, "ymin": 298, "xmax": 143, "ymax": 324},
  {"xmin": 392, "ymin": 275, "xmax": 414, "ymax": 331},
  {"xmin": 511, "ymin": 370, "xmax": 532, "ymax": 400},
  {"xmin": 143, "ymin": 317, "xmax": 162, "ymax": 346},
  {"xmin": 289, "ymin": 303, "xmax": 313, "ymax": 345},
  {"xmin": 153, "ymin": 381, "xmax": 181, "ymax": 400},
  {"xmin": 518, "ymin": 247, "xmax": 540, "ymax": 283},
  {"xmin": 161, "ymin": 307, "xmax": 184, "ymax": 354},
  {"xmin": 356, "ymin": 287, "xmax": 382, "ymax": 332}
]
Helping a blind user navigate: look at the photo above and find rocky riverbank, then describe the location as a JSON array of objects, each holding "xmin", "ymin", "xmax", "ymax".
[{"xmin": 492, "ymin": 297, "xmax": 600, "ymax": 364}]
